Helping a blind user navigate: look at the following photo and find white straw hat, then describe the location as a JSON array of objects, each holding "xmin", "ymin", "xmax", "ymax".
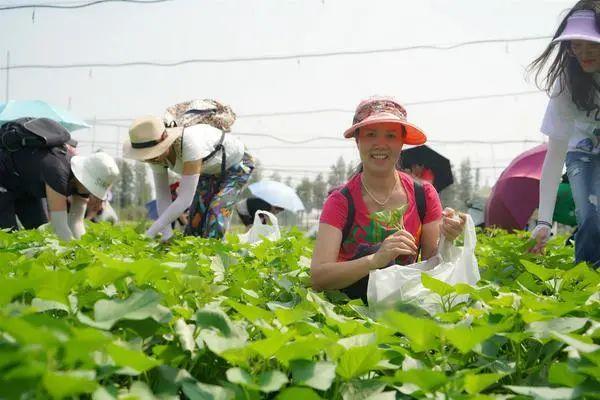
[
  {"xmin": 71, "ymin": 152, "xmax": 120, "ymax": 200},
  {"xmin": 123, "ymin": 116, "xmax": 183, "ymax": 161}
]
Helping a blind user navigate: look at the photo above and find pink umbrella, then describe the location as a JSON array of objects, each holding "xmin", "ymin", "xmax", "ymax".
[{"xmin": 485, "ymin": 144, "xmax": 547, "ymax": 230}]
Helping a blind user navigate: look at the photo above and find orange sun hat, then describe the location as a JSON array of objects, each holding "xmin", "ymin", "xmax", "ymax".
[{"xmin": 343, "ymin": 95, "xmax": 427, "ymax": 145}]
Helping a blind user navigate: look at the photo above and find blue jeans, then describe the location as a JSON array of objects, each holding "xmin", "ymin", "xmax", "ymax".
[{"xmin": 566, "ymin": 151, "xmax": 600, "ymax": 267}]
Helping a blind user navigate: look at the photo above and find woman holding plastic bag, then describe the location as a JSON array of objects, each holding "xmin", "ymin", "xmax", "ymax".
[
  {"xmin": 124, "ymin": 99, "xmax": 254, "ymax": 241},
  {"xmin": 310, "ymin": 96, "xmax": 466, "ymax": 301}
]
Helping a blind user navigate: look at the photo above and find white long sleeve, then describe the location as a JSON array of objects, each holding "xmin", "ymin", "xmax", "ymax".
[
  {"xmin": 146, "ymin": 173, "xmax": 199, "ymax": 238},
  {"xmin": 538, "ymin": 137, "xmax": 568, "ymax": 223},
  {"xmin": 151, "ymin": 168, "xmax": 174, "ymax": 240},
  {"xmin": 50, "ymin": 210, "xmax": 74, "ymax": 241},
  {"xmin": 68, "ymin": 196, "xmax": 88, "ymax": 239}
]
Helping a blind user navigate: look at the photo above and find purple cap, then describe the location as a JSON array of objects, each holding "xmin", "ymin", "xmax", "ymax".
[{"xmin": 553, "ymin": 10, "xmax": 600, "ymax": 44}]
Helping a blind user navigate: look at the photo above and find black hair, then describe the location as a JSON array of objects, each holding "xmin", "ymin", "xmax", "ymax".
[
  {"xmin": 528, "ymin": 0, "xmax": 600, "ymax": 112},
  {"xmin": 237, "ymin": 197, "xmax": 273, "ymax": 227}
]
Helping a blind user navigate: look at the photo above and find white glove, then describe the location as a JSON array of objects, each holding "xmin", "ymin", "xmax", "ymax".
[
  {"xmin": 146, "ymin": 173, "xmax": 199, "ymax": 239},
  {"xmin": 50, "ymin": 210, "xmax": 74, "ymax": 241},
  {"xmin": 531, "ymin": 223, "xmax": 552, "ymax": 253},
  {"xmin": 68, "ymin": 195, "xmax": 88, "ymax": 239}
]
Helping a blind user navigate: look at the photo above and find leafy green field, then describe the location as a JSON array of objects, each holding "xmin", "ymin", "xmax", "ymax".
[{"xmin": 0, "ymin": 224, "xmax": 598, "ymax": 399}]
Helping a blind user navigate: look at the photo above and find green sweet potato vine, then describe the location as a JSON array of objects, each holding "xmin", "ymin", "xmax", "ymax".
[{"xmin": 0, "ymin": 224, "xmax": 598, "ymax": 399}]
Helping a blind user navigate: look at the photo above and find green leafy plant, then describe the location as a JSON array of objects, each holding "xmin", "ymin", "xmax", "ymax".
[{"xmin": 0, "ymin": 224, "xmax": 598, "ymax": 399}]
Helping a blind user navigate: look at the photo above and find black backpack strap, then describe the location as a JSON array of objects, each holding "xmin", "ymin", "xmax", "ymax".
[
  {"xmin": 340, "ymin": 186, "xmax": 355, "ymax": 243},
  {"xmin": 413, "ymin": 179, "xmax": 426, "ymax": 223},
  {"xmin": 202, "ymin": 131, "xmax": 227, "ymax": 176}
]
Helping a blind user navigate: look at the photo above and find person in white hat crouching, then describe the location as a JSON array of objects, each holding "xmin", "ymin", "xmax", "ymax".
[{"xmin": 0, "ymin": 144, "xmax": 120, "ymax": 241}]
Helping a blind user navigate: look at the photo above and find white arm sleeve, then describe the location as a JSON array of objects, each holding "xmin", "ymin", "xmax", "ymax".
[
  {"xmin": 538, "ymin": 137, "xmax": 568, "ymax": 223},
  {"xmin": 151, "ymin": 168, "xmax": 174, "ymax": 240},
  {"xmin": 50, "ymin": 210, "xmax": 74, "ymax": 241},
  {"xmin": 146, "ymin": 173, "xmax": 199, "ymax": 238},
  {"xmin": 68, "ymin": 195, "xmax": 88, "ymax": 239}
]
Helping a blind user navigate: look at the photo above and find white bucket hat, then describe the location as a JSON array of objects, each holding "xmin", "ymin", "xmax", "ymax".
[
  {"xmin": 71, "ymin": 152, "xmax": 120, "ymax": 200},
  {"xmin": 123, "ymin": 116, "xmax": 183, "ymax": 161}
]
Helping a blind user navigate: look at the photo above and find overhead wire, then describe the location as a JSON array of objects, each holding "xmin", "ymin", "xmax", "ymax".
[
  {"xmin": 0, "ymin": 0, "xmax": 173, "ymax": 10},
  {"xmin": 1, "ymin": 35, "xmax": 551, "ymax": 70}
]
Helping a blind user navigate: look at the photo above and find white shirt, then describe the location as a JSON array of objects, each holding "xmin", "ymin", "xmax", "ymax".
[
  {"xmin": 150, "ymin": 124, "xmax": 245, "ymax": 175},
  {"xmin": 541, "ymin": 78, "xmax": 600, "ymax": 154}
]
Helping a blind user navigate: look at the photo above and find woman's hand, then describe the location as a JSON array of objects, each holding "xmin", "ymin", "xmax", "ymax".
[
  {"xmin": 441, "ymin": 208, "xmax": 466, "ymax": 242},
  {"xmin": 530, "ymin": 224, "xmax": 551, "ymax": 254},
  {"xmin": 368, "ymin": 230, "xmax": 417, "ymax": 270}
]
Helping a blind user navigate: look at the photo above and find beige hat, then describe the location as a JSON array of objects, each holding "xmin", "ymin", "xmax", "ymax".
[
  {"xmin": 71, "ymin": 152, "xmax": 120, "ymax": 200},
  {"xmin": 123, "ymin": 116, "xmax": 183, "ymax": 161}
]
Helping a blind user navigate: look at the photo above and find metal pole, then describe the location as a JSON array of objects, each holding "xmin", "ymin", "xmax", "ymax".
[
  {"xmin": 92, "ymin": 116, "xmax": 97, "ymax": 152},
  {"xmin": 5, "ymin": 51, "xmax": 9, "ymax": 102}
]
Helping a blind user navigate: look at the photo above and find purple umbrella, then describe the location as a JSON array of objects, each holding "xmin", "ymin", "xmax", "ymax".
[{"xmin": 485, "ymin": 144, "xmax": 547, "ymax": 230}]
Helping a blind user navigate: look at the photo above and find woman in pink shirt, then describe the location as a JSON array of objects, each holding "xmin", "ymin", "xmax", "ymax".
[{"xmin": 311, "ymin": 96, "xmax": 466, "ymax": 300}]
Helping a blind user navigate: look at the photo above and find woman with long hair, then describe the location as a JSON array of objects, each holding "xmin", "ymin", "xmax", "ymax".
[
  {"xmin": 311, "ymin": 96, "xmax": 466, "ymax": 301},
  {"xmin": 530, "ymin": 1, "xmax": 600, "ymax": 267}
]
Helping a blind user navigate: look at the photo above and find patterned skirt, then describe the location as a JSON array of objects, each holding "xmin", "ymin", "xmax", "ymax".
[{"xmin": 184, "ymin": 152, "xmax": 254, "ymax": 239}]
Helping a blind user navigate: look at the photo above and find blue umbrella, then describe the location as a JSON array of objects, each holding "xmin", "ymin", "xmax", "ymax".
[{"xmin": 0, "ymin": 100, "xmax": 90, "ymax": 132}]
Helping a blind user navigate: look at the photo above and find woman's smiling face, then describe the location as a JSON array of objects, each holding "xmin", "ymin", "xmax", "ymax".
[{"xmin": 356, "ymin": 124, "xmax": 404, "ymax": 173}]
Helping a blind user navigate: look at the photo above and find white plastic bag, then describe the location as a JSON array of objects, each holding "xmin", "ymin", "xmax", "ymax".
[
  {"xmin": 238, "ymin": 211, "xmax": 281, "ymax": 245},
  {"xmin": 367, "ymin": 214, "xmax": 480, "ymax": 313}
]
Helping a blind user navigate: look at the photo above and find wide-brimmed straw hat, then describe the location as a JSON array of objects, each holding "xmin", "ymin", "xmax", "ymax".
[
  {"xmin": 343, "ymin": 95, "xmax": 427, "ymax": 145},
  {"xmin": 71, "ymin": 151, "xmax": 120, "ymax": 200},
  {"xmin": 553, "ymin": 10, "xmax": 600, "ymax": 44},
  {"xmin": 123, "ymin": 116, "xmax": 183, "ymax": 161}
]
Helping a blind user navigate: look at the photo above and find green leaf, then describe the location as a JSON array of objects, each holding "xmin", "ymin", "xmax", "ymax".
[
  {"xmin": 393, "ymin": 369, "xmax": 448, "ymax": 391},
  {"xmin": 226, "ymin": 300, "xmax": 273, "ymax": 322},
  {"xmin": 337, "ymin": 333, "xmax": 377, "ymax": 349},
  {"xmin": 174, "ymin": 318, "xmax": 196, "ymax": 353},
  {"xmin": 548, "ymin": 363, "xmax": 585, "ymax": 387},
  {"xmin": 290, "ymin": 360, "xmax": 336, "ymax": 391},
  {"xmin": 275, "ymin": 336, "xmax": 332, "ymax": 366},
  {"xmin": 551, "ymin": 331, "xmax": 600, "ymax": 353},
  {"xmin": 505, "ymin": 385, "xmax": 575, "ymax": 399},
  {"xmin": 249, "ymin": 331, "xmax": 292, "ymax": 359},
  {"xmin": 443, "ymin": 325, "xmax": 498, "ymax": 353},
  {"xmin": 198, "ymin": 330, "xmax": 247, "ymax": 355},
  {"xmin": 274, "ymin": 307, "xmax": 314, "ymax": 325},
  {"xmin": 336, "ymin": 345, "xmax": 382, "ymax": 380},
  {"xmin": 464, "ymin": 373, "xmax": 504, "ymax": 394},
  {"xmin": 196, "ymin": 308, "xmax": 234, "ymax": 336},
  {"xmin": 276, "ymin": 387, "xmax": 322, "ymax": 400},
  {"xmin": 78, "ymin": 290, "xmax": 171, "ymax": 330},
  {"xmin": 42, "ymin": 370, "xmax": 98, "ymax": 399},
  {"xmin": 181, "ymin": 381, "xmax": 235, "ymax": 400},
  {"xmin": 120, "ymin": 381, "xmax": 158, "ymax": 400},
  {"xmin": 340, "ymin": 380, "xmax": 389, "ymax": 400},
  {"xmin": 421, "ymin": 273, "xmax": 455, "ymax": 296},
  {"xmin": 256, "ymin": 370, "xmax": 289, "ymax": 393},
  {"xmin": 382, "ymin": 311, "xmax": 441, "ymax": 351},
  {"xmin": 527, "ymin": 318, "xmax": 588, "ymax": 339},
  {"xmin": 521, "ymin": 259, "xmax": 562, "ymax": 281},
  {"xmin": 106, "ymin": 342, "xmax": 161, "ymax": 373},
  {"xmin": 226, "ymin": 368, "xmax": 288, "ymax": 393}
]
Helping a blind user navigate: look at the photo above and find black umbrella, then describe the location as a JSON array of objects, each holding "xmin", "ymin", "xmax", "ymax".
[{"xmin": 399, "ymin": 145, "xmax": 454, "ymax": 192}]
